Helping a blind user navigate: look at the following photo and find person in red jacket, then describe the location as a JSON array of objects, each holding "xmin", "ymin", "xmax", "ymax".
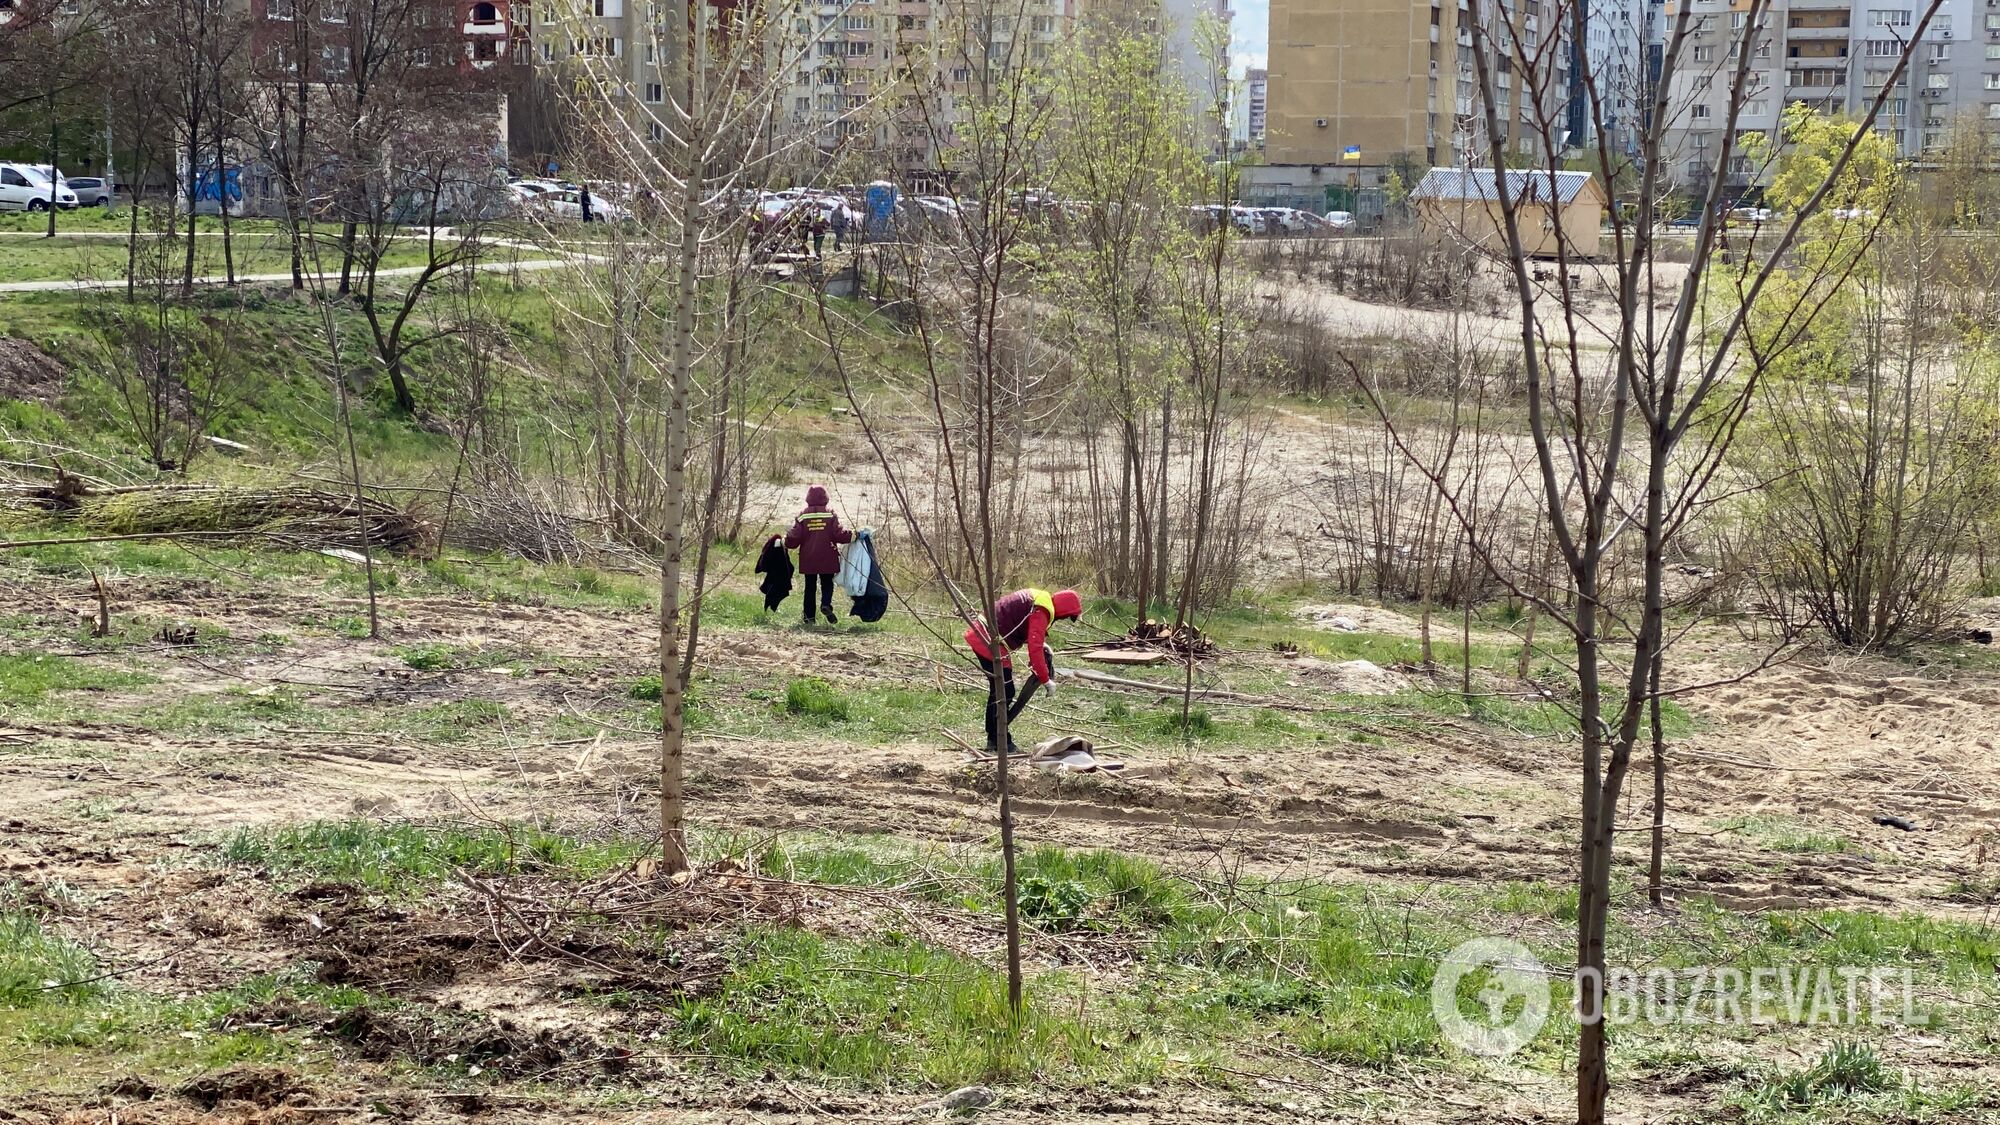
[
  {"xmin": 784, "ymin": 484, "xmax": 854, "ymax": 624},
  {"xmin": 965, "ymin": 587, "xmax": 1083, "ymax": 754}
]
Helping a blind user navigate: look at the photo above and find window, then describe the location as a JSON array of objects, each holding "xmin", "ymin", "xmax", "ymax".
[
  {"xmin": 411, "ymin": 44, "xmax": 431, "ymax": 65},
  {"xmin": 1866, "ymin": 39, "xmax": 1901, "ymax": 56},
  {"xmin": 321, "ymin": 44, "xmax": 350, "ymax": 73},
  {"xmin": 645, "ymin": 43, "xmax": 656, "ymax": 63},
  {"xmin": 1885, "ymin": 97, "xmax": 1907, "ymax": 114},
  {"xmin": 1989, "ymin": 13, "xmax": 2000, "ymax": 30},
  {"xmin": 1988, "ymin": 74, "xmax": 2000, "ymax": 89},
  {"xmin": 1989, "ymin": 43, "xmax": 2000, "ymax": 58},
  {"xmin": 1930, "ymin": 44, "xmax": 1951, "ymax": 62},
  {"xmin": 1754, "ymin": 40, "xmax": 1771, "ymax": 58},
  {"xmin": 1988, "ymin": 102, "xmax": 2000, "ymax": 118},
  {"xmin": 322, "ymin": 0, "xmax": 347, "ymax": 22},
  {"xmin": 1865, "ymin": 69, "xmax": 1896, "ymax": 86},
  {"xmin": 1929, "ymin": 71, "xmax": 1951, "ymax": 88},
  {"xmin": 0, "ymin": 169, "xmax": 25, "ymax": 188},
  {"xmin": 472, "ymin": 2, "xmax": 498, "ymax": 21},
  {"xmin": 593, "ymin": 0, "xmax": 622, "ymax": 16},
  {"xmin": 794, "ymin": 95, "xmax": 809, "ymax": 112},
  {"xmin": 542, "ymin": 40, "xmax": 556, "ymax": 61},
  {"xmin": 1869, "ymin": 9, "xmax": 1910, "ymax": 27},
  {"xmin": 1744, "ymin": 98, "xmax": 1768, "ymax": 115},
  {"xmin": 1691, "ymin": 103, "xmax": 1711, "ymax": 119},
  {"xmin": 645, "ymin": 81, "xmax": 662, "ymax": 102},
  {"xmin": 266, "ymin": 0, "xmax": 293, "ymax": 21},
  {"xmin": 843, "ymin": 13, "xmax": 870, "ymax": 28},
  {"xmin": 649, "ymin": 122, "xmax": 666, "ymax": 143},
  {"xmin": 475, "ymin": 39, "xmax": 497, "ymax": 60},
  {"xmin": 1030, "ymin": 14, "xmax": 1053, "ymax": 32},
  {"xmin": 1692, "ymin": 45, "xmax": 1714, "ymax": 62},
  {"xmin": 951, "ymin": 65, "xmax": 969, "ymax": 82}
]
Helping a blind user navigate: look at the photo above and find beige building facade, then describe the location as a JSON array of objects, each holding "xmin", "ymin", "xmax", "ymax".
[{"xmin": 1253, "ymin": 0, "xmax": 1572, "ymax": 211}]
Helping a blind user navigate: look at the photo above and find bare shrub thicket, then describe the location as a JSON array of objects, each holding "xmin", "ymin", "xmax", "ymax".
[
  {"xmin": 86, "ymin": 229, "xmax": 248, "ymax": 473},
  {"xmin": 1750, "ymin": 224, "xmax": 2000, "ymax": 647}
]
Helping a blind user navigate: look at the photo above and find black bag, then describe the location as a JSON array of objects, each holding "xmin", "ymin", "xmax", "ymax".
[
  {"xmin": 755, "ymin": 535, "xmax": 794, "ymax": 611},
  {"xmin": 850, "ymin": 531, "xmax": 890, "ymax": 622}
]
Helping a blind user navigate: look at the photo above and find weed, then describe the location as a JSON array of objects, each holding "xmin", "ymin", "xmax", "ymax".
[
  {"xmin": 0, "ymin": 899, "xmax": 102, "ymax": 1007},
  {"xmin": 1745, "ymin": 1040, "xmax": 1895, "ymax": 1114},
  {"xmin": 223, "ymin": 821, "xmax": 654, "ymax": 890},
  {"xmin": 1017, "ymin": 876, "xmax": 1094, "ymax": 932},
  {"xmin": 0, "ymin": 655, "xmax": 146, "ymax": 710},
  {"xmin": 782, "ymin": 678, "xmax": 850, "ymax": 723}
]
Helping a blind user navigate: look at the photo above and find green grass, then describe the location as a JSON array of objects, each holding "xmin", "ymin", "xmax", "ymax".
[
  {"xmin": 1718, "ymin": 814, "xmax": 1863, "ymax": 857},
  {"xmin": 782, "ymin": 677, "xmax": 851, "ymax": 722},
  {"xmin": 0, "ymin": 654, "xmax": 147, "ymax": 719},
  {"xmin": 190, "ymin": 819, "xmax": 2000, "ymax": 1095},
  {"xmin": 221, "ymin": 820, "xmax": 660, "ymax": 891},
  {"xmin": 0, "ymin": 225, "xmax": 446, "ymax": 283}
]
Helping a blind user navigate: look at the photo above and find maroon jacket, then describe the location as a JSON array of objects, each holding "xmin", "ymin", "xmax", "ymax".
[{"xmin": 784, "ymin": 485, "xmax": 852, "ymax": 574}]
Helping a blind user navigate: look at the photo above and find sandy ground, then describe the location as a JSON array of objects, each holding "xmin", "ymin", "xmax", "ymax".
[{"xmin": 4, "ymin": 558, "xmax": 1999, "ymax": 1124}]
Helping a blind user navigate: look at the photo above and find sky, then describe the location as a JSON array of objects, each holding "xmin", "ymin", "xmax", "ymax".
[{"xmin": 1231, "ymin": 0, "xmax": 1269, "ymax": 77}]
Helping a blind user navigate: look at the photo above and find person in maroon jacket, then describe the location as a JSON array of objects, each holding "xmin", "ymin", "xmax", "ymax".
[
  {"xmin": 784, "ymin": 484, "xmax": 854, "ymax": 624},
  {"xmin": 964, "ymin": 587, "xmax": 1083, "ymax": 754}
]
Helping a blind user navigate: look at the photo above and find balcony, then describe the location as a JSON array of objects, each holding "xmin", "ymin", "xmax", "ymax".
[
  {"xmin": 1784, "ymin": 53, "xmax": 1848, "ymax": 66},
  {"xmin": 1784, "ymin": 23, "xmax": 1851, "ymax": 37}
]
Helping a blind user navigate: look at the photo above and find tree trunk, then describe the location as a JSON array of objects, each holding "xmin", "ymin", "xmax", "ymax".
[
  {"xmin": 656, "ymin": 135, "xmax": 705, "ymax": 878},
  {"xmin": 1647, "ymin": 649, "xmax": 1667, "ymax": 908}
]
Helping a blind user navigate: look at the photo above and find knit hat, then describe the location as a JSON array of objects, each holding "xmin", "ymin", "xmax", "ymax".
[
  {"xmin": 805, "ymin": 484, "xmax": 829, "ymax": 508},
  {"xmin": 1051, "ymin": 589, "xmax": 1083, "ymax": 620}
]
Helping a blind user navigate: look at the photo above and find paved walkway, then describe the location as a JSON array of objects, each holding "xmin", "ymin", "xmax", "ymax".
[{"xmin": 0, "ymin": 256, "xmax": 580, "ymax": 294}]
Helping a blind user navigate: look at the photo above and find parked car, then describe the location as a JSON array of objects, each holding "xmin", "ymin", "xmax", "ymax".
[
  {"xmin": 1727, "ymin": 206, "xmax": 1774, "ymax": 226},
  {"xmin": 531, "ymin": 188, "xmax": 627, "ymax": 222},
  {"xmin": 0, "ymin": 163, "xmax": 77, "ymax": 211},
  {"xmin": 65, "ymin": 177, "xmax": 115, "ymax": 206},
  {"xmin": 1323, "ymin": 209, "xmax": 1357, "ymax": 231}
]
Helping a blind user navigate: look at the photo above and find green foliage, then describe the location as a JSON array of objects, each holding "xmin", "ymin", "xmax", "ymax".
[
  {"xmin": 0, "ymin": 654, "xmax": 146, "ymax": 712},
  {"xmin": 670, "ymin": 928, "xmax": 1095, "ymax": 1087},
  {"xmin": 1747, "ymin": 1041, "xmax": 1895, "ymax": 1112},
  {"xmin": 782, "ymin": 677, "xmax": 851, "ymax": 723},
  {"xmin": 222, "ymin": 820, "xmax": 655, "ymax": 891},
  {"xmin": 0, "ymin": 896, "xmax": 101, "ymax": 1008},
  {"xmin": 1017, "ymin": 875, "xmax": 1094, "ymax": 931}
]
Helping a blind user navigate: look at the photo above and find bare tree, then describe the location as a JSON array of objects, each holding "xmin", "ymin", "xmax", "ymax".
[{"xmin": 1352, "ymin": 0, "xmax": 1946, "ymax": 1119}]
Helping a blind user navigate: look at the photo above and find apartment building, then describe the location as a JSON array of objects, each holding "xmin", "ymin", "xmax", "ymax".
[
  {"xmin": 1249, "ymin": 65, "xmax": 1268, "ymax": 138},
  {"xmin": 1230, "ymin": 65, "xmax": 1267, "ymax": 150},
  {"xmin": 1663, "ymin": 0, "xmax": 2000, "ymax": 195},
  {"xmin": 1251, "ymin": 0, "xmax": 1573, "ymax": 211},
  {"xmin": 773, "ymin": 0, "xmax": 1082, "ymax": 185}
]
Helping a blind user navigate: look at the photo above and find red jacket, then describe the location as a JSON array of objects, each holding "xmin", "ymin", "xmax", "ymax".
[
  {"xmin": 784, "ymin": 485, "xmax": 852, "ymax": 574},
  {"xmin": 966, "ymin": 588, "xmax": 1062, "ymax": 683}
]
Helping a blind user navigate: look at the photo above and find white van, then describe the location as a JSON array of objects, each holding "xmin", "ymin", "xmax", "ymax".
[{"xmin": 0, "ymin": 164, "xmax": 79, "ymax": 211}]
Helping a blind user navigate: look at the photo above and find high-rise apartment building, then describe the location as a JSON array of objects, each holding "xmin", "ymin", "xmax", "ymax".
[
  {"xmin": 1250, "ymin": 0, "xmax": 1572, "ymax": 211},
  {"xmin": 1249, "ymin": 65, "xmax": 1268, "ymax": 139},
  {"xmin": 1663, "ymin": 0, "xmax": 2000, "ymax": 194}
]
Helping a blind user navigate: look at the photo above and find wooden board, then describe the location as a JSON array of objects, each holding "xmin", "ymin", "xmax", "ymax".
[{"xmin": 1076, "ymin": 649, "xmax": 1169, "ymax": 666}]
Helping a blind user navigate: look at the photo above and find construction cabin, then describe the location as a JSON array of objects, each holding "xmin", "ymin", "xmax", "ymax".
[{"xmin": 1408, "ymin": 168, "xmax": 1606, "ymax": 259}]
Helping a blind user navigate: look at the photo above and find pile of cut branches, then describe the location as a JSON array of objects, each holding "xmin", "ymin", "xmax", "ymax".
[
  {"xmin": 1103, "ymin": 618, "xmax": 1218, "ymax": 659},
  {"xmin": 0, "ymin": 476, "xmax": 432, "ymax": 554}
]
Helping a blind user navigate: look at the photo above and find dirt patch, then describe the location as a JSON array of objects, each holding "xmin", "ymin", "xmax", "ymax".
[
  {"xmin": 175, "ymin": 1065, "xmax": 311, "ymax": 1109},
  {"xmin": 1297, "ymin": 602, "xmax": 1428, "ymax": 639},
  {"xmin": 0, "ymin": 336, "xmax": 66, "ymax": 407},
  {"xmin": 1278, "ymin": 654, "xmax": 1409, "ymax": 695}
]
